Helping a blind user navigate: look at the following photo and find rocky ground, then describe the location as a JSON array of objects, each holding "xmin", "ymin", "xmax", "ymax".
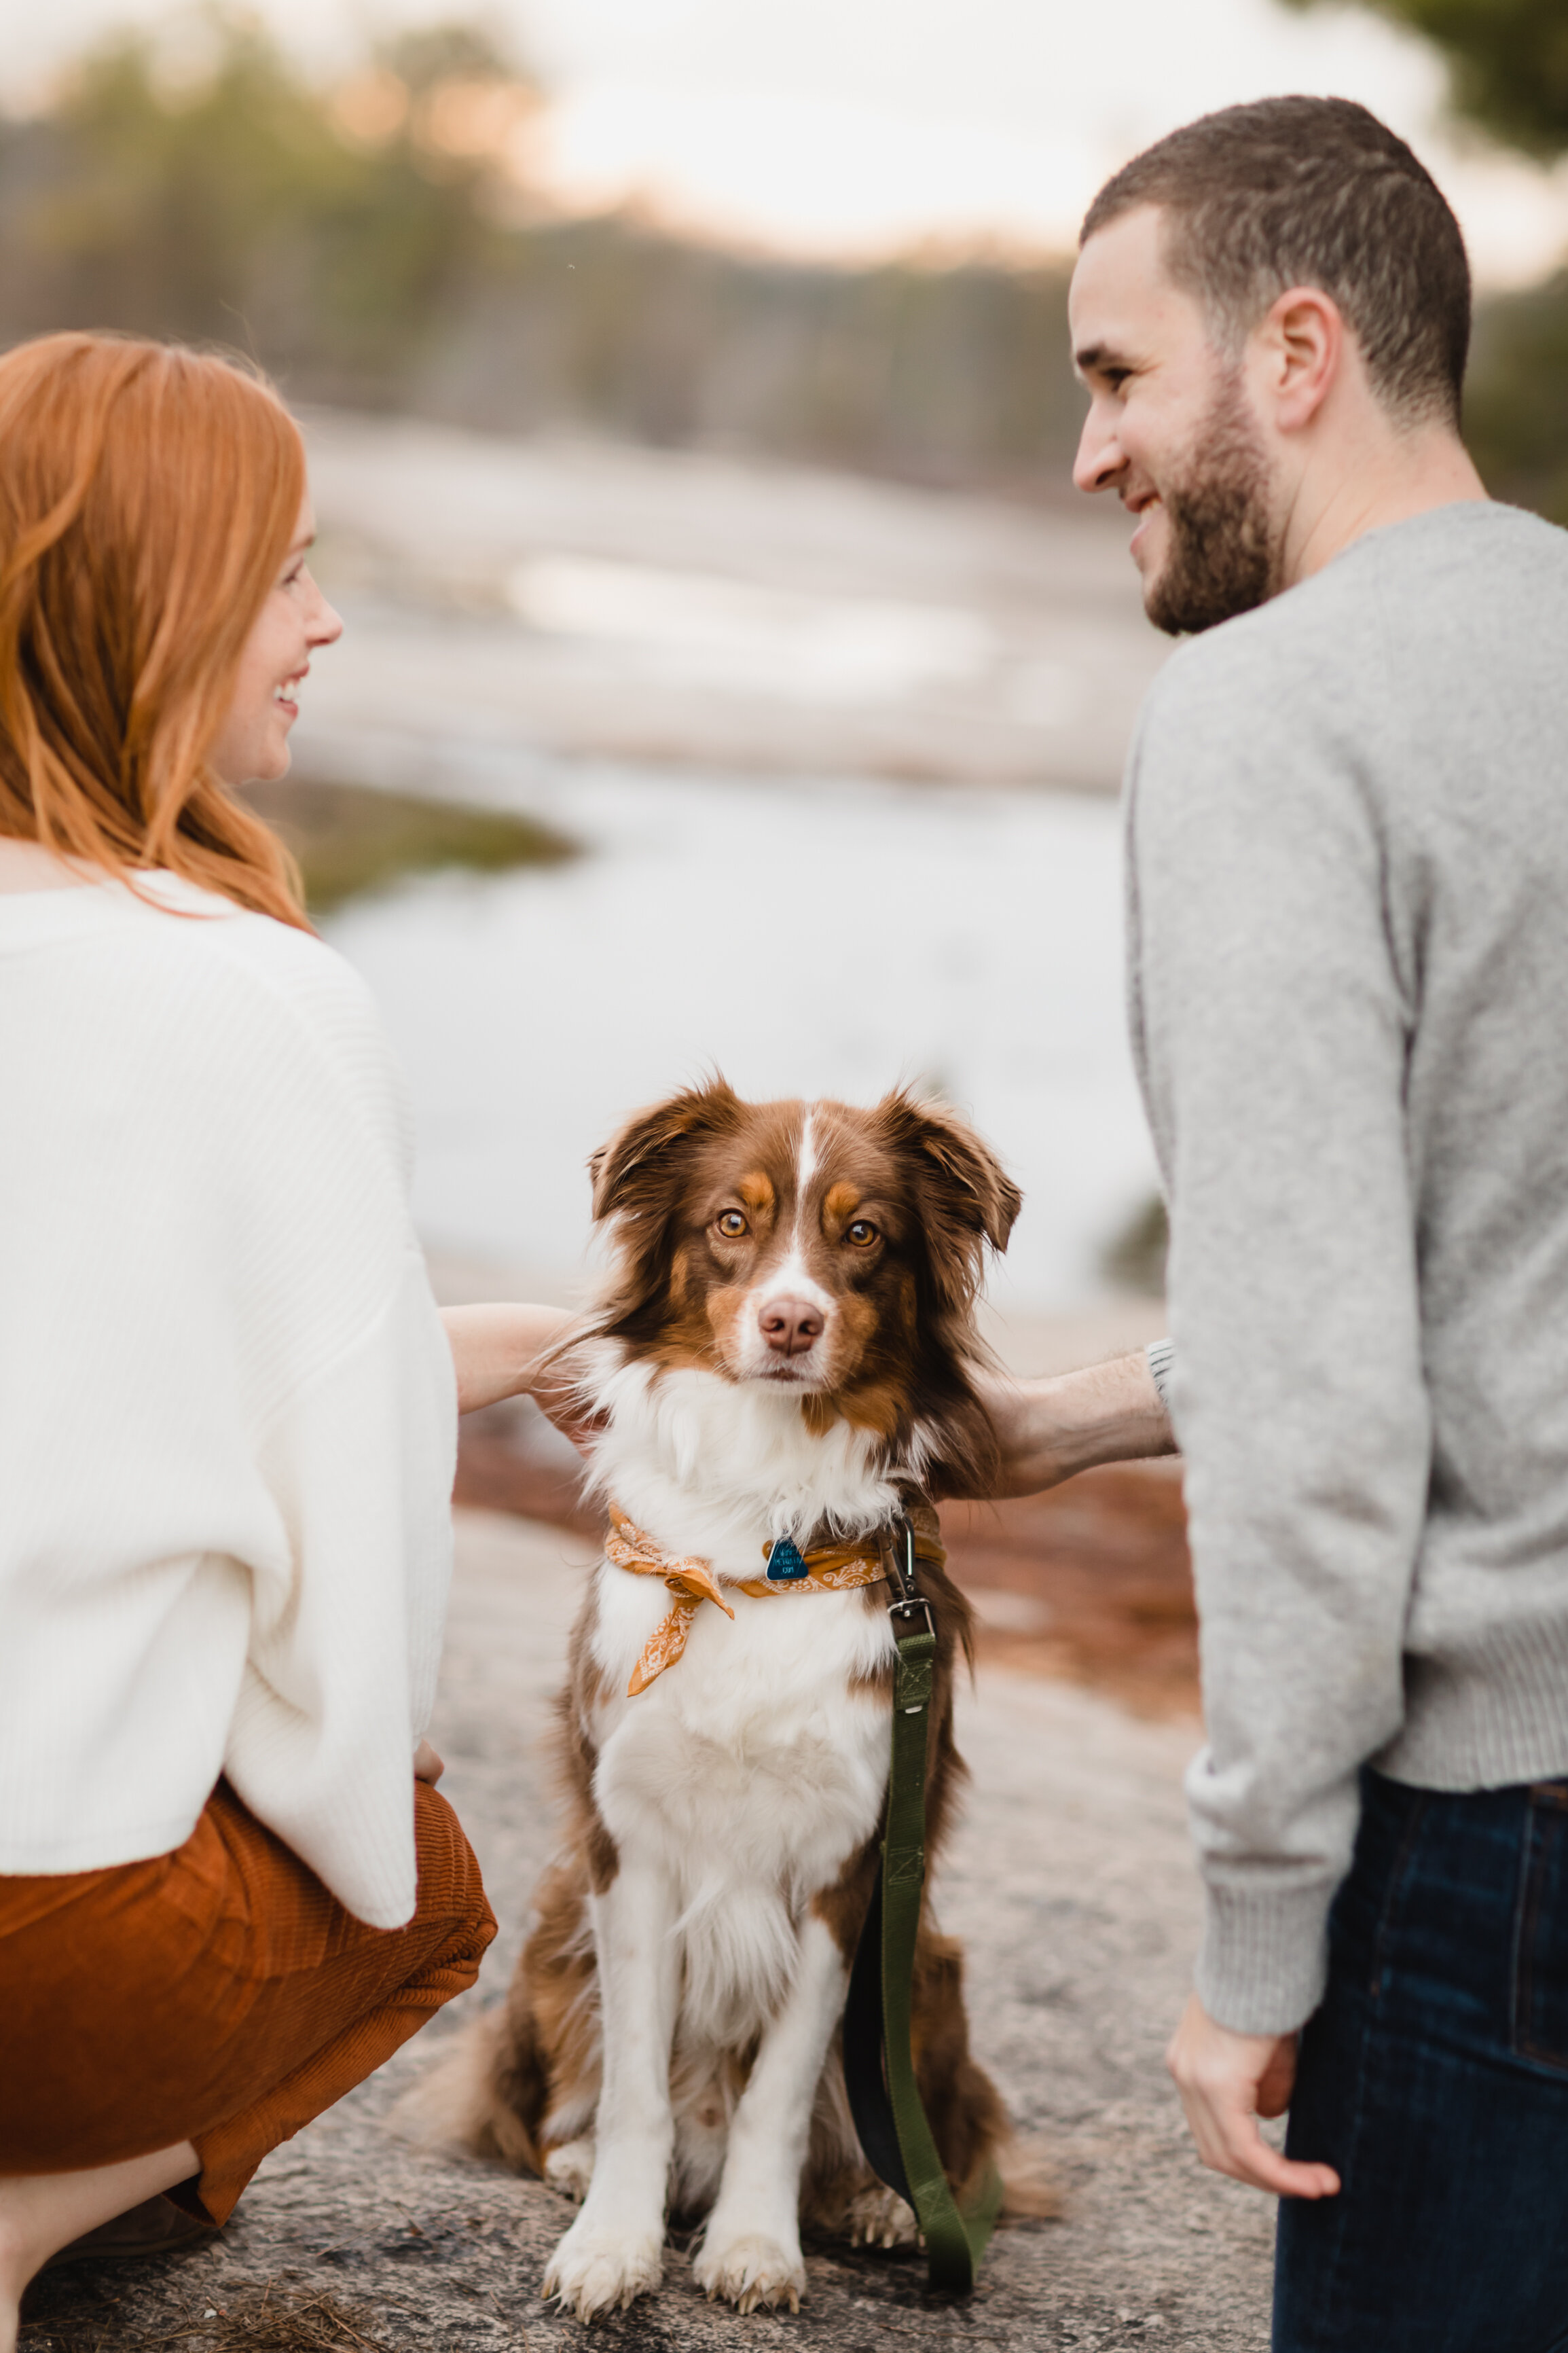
[{"xmin": 22, "ymin": 1506, "xmax": 1278, "ymax": 2353}]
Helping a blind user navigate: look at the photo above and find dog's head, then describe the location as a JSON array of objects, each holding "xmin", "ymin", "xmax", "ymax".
[{"xmin": 583, "ymin": 1078, "xmax": 1021, "ymax": 1490}]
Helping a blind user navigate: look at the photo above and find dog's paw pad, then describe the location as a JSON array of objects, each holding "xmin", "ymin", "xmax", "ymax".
[
  {"xmin": 542, "ymin": 2136, "xmax": 596, "ymax": 2203},
  {"xmin": 541, "ymin": 2219, "xmax": 662, "ymax": 2318},
  {"xmin": 845, "ymin": 2184, "xmax": 919, "ymax": 2248},
  {"xmin": 694, "ymin": 2229, "xmax": 805, "ymax": 2314}
]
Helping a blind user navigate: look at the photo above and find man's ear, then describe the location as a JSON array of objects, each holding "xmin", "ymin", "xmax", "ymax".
[
  {"xmin": 589, "ymin": 1077, "xmax": 744, "ymax": 1221},
  {"xmin": 1258, "ymin": 283, "xmax": 1343, "ymax": 435},
  {"xmin": 874, "ymin": 1088, "xmax": 1021, "ymax": 1299}
]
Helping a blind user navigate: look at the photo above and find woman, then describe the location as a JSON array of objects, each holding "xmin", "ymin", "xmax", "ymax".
[{"xmin": 0, "ymin": 331, "xmax": 558, "ymax": 2346}]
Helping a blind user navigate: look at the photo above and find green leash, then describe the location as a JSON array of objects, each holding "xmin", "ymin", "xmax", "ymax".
[{"xmin": 843, "ymin": 1517, "xmax": 1003, "ymax": 2293}]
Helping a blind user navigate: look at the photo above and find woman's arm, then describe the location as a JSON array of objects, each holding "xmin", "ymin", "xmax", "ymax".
[
  {"xmin": 440, "ymin": 1304, "xmax": 574, "ymax": 1416},
  {"xmin": 977, "ymin": 1349, "xmax": 1175, "ymax": 1496}
]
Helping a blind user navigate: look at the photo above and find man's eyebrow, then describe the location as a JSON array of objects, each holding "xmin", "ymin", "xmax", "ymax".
[{"xmin": 1074, "ymin": 342, "xmax": 1125, "ymax": 374}]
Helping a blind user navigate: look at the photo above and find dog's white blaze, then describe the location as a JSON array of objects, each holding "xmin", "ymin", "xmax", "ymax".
[
  {"xmin": 562, "ymin": 1357, "xmax": 900, "ymax": 2277},
  {"xmin": 790, "ymin": 1106, "xmax": 818, "ymax": 1252}
]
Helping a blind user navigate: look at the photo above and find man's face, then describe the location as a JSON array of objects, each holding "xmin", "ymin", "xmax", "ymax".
[{"xmin": 1070, "ymin": 204, "xmax": 1283, "ymax": 634}]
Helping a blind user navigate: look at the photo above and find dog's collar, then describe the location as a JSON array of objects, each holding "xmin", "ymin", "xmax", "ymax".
[{"xmin": 605, "ymin": 1502, "xmax": 945, "ymax": 1697}]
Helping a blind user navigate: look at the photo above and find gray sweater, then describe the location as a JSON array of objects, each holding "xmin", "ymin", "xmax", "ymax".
[{"xmin": 1126, "ymin": 499, "xmax": 1568, "ymax": 2034}]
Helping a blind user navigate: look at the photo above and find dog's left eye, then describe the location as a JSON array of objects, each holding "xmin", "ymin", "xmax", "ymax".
[
  {"xmin": 846, "ymin": 1220, "xmax": 878, "ymax": 1246},
  {"xmin": 716, "ymin": 1210, "xmax": 748, "ymax": 1238}
]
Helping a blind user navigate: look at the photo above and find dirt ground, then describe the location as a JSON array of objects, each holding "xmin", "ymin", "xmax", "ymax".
[{"xmin": 22, "ymin": 1500, "xmax": 1283, "ymax": 2353}]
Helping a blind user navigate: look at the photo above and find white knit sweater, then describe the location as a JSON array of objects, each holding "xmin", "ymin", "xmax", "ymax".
[{"xmin": 0, "ymin": 872, "xmax": 456, "ymax": 1928}]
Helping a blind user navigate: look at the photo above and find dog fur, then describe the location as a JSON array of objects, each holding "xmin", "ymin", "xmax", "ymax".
[{"xmin": 435, "ymin": 1081, "xmax": 1038, "ymax": 2318}]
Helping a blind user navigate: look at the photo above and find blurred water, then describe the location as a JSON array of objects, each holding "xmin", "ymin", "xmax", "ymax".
[{"xmin": 321, "ymin": 759, "xmax": 1158, "ymax": 1313}]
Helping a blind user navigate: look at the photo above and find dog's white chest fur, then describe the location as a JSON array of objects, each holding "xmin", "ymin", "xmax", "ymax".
[{"xmin": 583, "ymin": 1359, "xmax": 900, "ymax": 2045}]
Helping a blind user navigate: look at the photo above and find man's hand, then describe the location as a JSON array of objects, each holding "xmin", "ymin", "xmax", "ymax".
[
  {"xmin": 1166, "ymin": 1992, "xmax": 1340, "ymax": 2198},
  {"xmin": 977, "ymin": 1350, "xmax": 1175, "ymax": 1497}
]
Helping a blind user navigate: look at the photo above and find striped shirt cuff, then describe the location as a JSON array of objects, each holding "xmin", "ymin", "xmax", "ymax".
[{"xmin": 1145, "ymin": 1336, "xmax": 1175, "ymax": 1412}]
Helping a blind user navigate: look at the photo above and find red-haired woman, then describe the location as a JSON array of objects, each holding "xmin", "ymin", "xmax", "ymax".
[{"xmin": 0, "ymin": 333, "xmax": 556, "ymax": 2346}]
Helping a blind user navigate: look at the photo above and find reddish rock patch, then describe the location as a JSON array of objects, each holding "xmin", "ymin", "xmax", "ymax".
[{"xmin": 941, "ymin": 1465, "xmax": 1196, "ymax": 1719}]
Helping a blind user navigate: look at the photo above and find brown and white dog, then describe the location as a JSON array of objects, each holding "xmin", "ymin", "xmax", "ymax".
[{"xmin": 450, "ymin": 1081, "xmax": 1029, "ymax": 2318}]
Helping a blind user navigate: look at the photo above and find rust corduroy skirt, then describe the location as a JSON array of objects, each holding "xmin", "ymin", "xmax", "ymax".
[{"xmin": 0, "ymin": 1778, "xmax": 496, "ymax": 2224}]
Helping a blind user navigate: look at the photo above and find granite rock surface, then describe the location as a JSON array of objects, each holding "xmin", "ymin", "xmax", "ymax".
[{"xmin": 23, "ymin": 1509, "xmax": 1273, "ymax": 2353}]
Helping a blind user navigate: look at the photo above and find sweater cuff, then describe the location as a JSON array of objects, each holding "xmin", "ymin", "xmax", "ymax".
[
  {"xmin": 1193, "ymin": 1875, "xmax": 1333, "ymax": 2036},
  {"xmin": 1145, "ymin": 1336, "xmax": 1175, "ymax": 1413}
]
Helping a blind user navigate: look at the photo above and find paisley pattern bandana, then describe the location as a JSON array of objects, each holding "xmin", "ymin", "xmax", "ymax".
[{"xmin": 605, "ymin": 1504, "xmax": 943, "ymax": 1696}]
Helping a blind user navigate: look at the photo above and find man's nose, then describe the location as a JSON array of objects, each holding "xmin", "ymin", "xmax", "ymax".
[
  {"xmin": 759, "ymin": 1297, "xmax": 824, "ymax": 1357},
  {"xmin": 1073, "ymin": 408, "xmax": 1124, "ymax": 496}
]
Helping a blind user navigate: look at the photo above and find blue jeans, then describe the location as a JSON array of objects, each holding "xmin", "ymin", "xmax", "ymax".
[{"xmin": 1274, "ymin": 1768, "xmax": 1568, "ymax": 2353}]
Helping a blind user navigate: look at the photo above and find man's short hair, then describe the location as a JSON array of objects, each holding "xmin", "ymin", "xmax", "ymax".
[{"xmin": 1080, "ymin": 96, "xmax": 1470, "ymax": 428}]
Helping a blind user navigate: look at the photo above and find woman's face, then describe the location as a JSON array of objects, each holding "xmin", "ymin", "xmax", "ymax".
[{"xmin": 208, "ymin": 495, "xmax": 342, "ymax": 787}]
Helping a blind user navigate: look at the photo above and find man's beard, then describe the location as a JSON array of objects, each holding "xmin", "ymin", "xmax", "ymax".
[{"xmin": 1142, "ymin": 375, "xmax": 1283, "ymax": 637}]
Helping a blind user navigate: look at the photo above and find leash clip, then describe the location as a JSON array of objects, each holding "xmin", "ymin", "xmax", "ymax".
[{"xmin": 884, "ymin": 1515, "xmax": 934, "ymax": 1640}]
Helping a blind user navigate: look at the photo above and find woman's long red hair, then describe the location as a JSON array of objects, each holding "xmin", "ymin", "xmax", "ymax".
[{"xmin": 0, "ymin": 332, "xmax": 310, "ymax": 928}]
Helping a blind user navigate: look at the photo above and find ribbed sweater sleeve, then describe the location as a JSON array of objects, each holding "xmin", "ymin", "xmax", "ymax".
[
  {"xmin": 1125, "ymin": 595, "xmax": 1430, "ymax": 2034},
  {"xmin": 0, "ymin": 880, "xmax": 456, "ymax": 1928}
]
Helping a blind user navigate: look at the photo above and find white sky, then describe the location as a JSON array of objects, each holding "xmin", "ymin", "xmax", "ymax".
[{"xmin": 11, "ymin": 0, "xmax": 1568, "ymax": 285}]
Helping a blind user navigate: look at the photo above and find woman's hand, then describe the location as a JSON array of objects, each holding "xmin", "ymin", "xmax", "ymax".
[
  {"xmin": 413, "ymin": 1740, "xmax": 445, "ymax": 1785},
  {"xmin": 977, "ymin": 1351, "xmax": 1175, "ymax": 1496},
  {"xmin": 440, "ymin": 1304, "xmax": 573, "ymax": 1417}
]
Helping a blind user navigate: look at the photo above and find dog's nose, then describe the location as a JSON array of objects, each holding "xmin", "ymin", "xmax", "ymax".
[{"xmin": 759, "ymin": 1297, "xmax": 824, "ymax": 1357}]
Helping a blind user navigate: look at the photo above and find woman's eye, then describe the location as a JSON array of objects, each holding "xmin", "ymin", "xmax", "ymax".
[
  {"xmin": 716, "ymin": 1211, "xmax": 748, "ymax": 1238},
  {"xmin": 846, "ymin": 1220, "xmax": 878, "ymax": 1246}
]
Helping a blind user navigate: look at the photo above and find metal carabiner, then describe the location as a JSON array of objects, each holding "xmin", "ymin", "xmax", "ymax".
[{"xmin": 886, "ymin": 1513, "xmax": 934, "ymax": 1638}]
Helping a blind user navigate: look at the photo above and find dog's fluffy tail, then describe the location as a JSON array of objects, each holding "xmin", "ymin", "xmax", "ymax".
[
  {"xmin": 386, "ymin": 2010, "xmax": 543, "ymax": 2177},
  {"xmin": 996, "ymin": 2133, "xmax": 1063, "ymax": 2222}
]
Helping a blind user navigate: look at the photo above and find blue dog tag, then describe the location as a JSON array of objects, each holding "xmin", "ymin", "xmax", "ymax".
[{"xmin": 767, "ymin": 1537, "xmax": 808, "ymax": 1581}]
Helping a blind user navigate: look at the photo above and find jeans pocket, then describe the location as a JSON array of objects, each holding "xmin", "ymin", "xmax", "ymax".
[{"xmin": 1512, "ymin": 1782, "xmax": 1568, "ymax": 2071}]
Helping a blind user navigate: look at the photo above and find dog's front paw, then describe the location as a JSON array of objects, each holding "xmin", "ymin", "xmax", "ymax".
[
  {"xmin": 541, "ymin": 2212, "xmax": 662, "ymax": 2318},
  {"xmin": 693, "ymin": 2223, "xmax": 806, "ymax": 2315},
  {"xmin": 542, "ymin": 2136, "xmax": 595, "ymax": 2203},
  {"xmin": 845, "ymin": 2181, "xmax": 919, "ymax": 2248}
]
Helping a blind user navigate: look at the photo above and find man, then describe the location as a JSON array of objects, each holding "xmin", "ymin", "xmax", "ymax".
[{"xmin": 1057, "ymin": 94, "xmax": 1568, "ymax": 2353}]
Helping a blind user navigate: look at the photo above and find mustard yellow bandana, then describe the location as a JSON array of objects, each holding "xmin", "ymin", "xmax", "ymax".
[{"xmin": 605, "ymin": 1504, "xmax": 943, "ymax": 1695}]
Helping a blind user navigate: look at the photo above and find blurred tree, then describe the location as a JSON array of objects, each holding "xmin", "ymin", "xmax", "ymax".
[
  {"xmin": 1286, "ymin": 1, "xmax": 1568, "ymax": 157},
  {"xmin": 0, "ymin": 12, "xmax": 539, "ymax": 399},
  {"xmin": 0, "ymin": 12, "xmax": 1082, "ymax": 489},
  {"xmin": 1464, "ymin": 271, "xmax": 1568, "ymax": 520}
]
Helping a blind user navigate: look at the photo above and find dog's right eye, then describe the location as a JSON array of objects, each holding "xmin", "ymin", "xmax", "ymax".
[{"xmin": 716, "ymin": 1210, "xmax": 748, "ymax": 1238}]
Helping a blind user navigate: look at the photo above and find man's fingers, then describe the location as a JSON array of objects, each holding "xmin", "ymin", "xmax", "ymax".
[
  {"xmin": 1254, "ymin": 2035, "xmax": 1299, "ymax": 2119},
  {"xmin": 1196, "ymin": 2106, "xmax": 1341, "ymax": 2199},
  {"xmin": 1166, "ymin": 1995, "xmax": 1338, "ymax": 2200},
  {"xmin": 1176, "ymin": 2076, "xmax": 1341, "ymax": 2196}
]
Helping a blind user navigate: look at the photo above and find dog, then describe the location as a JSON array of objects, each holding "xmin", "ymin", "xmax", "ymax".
[{"xmin": 440, "ymin": 1079, "xmax": 1037, "ymax": 2318}]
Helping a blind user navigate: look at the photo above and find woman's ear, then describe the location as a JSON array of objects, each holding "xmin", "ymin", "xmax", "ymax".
[{"xmin": 589, "ymin": 1077, "xmax": 744, "ymax": 1221}]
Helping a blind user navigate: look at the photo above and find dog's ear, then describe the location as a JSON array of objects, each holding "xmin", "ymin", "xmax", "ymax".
[
  {"xmin": 874, "ymin": 1090, "xmax": 1021, "ymax": 1320},
  {"xmin": 589, "ymin": 1077, "xmax": 744, "ymax": 1222},
  {"xmin": 875, "ymin": 1090, "xmax": 1021, "ymax": 1253}
]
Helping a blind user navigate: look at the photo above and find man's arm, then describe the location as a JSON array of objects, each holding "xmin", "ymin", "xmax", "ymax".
[
  {"xmin": 979, "ymin": 1348, "xmax": 1175, "ymax": 1494},
  {"xmin": 1129, "ymin": 635, "xmax": 1428, "ymax": 2071}
]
